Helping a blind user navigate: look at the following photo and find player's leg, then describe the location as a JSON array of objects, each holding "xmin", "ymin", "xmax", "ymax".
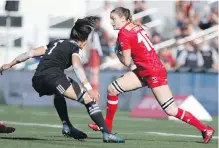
[
  {"xmin": 106, "ymin": 71, "xmax": 145, "ymax": 132},
  {"xmin": 149, "ymin": 73, "xmax": 214, "ymax": 143},
  {"xmin": 54, "ymin": 76, "xmax": 81, "ymax": 137},
  {"xmin": 54, "ymin": 95, "xmax": 71, "ymax": 126},
  {"xmin": 56, "ymin": 76, "xmax": 124, "ymax": 143},
  {"xmin": 89, "ymin": 71, "xmax": 145, "ymax": 132},
  {"xmin": 33, "ymin": 75, "xmax": 87, "ymax": 140},
  {"xmin": 55, "ymin": 89, "xmax": 87, "ymax": 139},
  {"xmin": 54, "ymin": 94, "xmax": 79, "ymax": 137},
  {"xmin": 63, "ymin": 82, "xmax": 111, "ymax": 134}
]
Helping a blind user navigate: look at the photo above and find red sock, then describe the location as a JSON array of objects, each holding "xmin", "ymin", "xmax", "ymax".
[
  {"xmin": 175, "ymin": 108, "xmax": 207, "ymax": 131},
  {"xmin": 105, "ymin": 95, "xmax": 118, "ymax": 132}
]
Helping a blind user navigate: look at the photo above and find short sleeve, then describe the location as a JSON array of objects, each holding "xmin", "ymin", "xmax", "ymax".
[
  {"xmin": 71, "ymin": 43, "xmax": 82, "ymax": 60},
  {"xmin": 118, "ymin": 31, "xmax": 130, "ymax": 50}
]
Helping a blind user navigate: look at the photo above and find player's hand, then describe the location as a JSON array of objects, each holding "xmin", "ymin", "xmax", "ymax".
[
  {"xmin": 87, "ymin": 89, "xmax": 100, "ymax": 102},
  {"xmin": 0, "ymin": 64, "xmax": 11, "ymax": 75}
]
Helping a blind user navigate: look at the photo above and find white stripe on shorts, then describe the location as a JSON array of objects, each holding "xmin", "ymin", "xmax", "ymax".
[
  {"xmin": 56, "ymin": 86, "xmax": 64, "ymax": 94},
  {"xmin": 56, "ymin": 85, "xmax": 65, "ymax": 94},
  {"xmin": 58, "ymin": 85, "xmax": 65, "ymax": 92}
]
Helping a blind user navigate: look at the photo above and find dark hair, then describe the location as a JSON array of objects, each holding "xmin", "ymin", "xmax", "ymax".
[
  {"xmin": 70, "ymin": 16, "xmax": 99, "ymax": 41},
  {"xmin": 111, "ymin": 7, "xmax": 132, "ymax": 21}
]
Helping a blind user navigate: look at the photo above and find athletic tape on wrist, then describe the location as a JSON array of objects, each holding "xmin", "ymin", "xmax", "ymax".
[{"xmin": 84, "ymin": 83, "xmax": 92, "ymax": 91}]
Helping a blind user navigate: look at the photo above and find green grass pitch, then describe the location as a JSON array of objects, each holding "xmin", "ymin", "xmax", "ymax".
[{"xmin": 0, "ymin": 105, "xmax": 218, "ymax": 148}]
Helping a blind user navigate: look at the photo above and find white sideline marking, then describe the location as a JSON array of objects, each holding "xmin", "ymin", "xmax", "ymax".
[
  {"xmin": 31, "ymin": 112, "xmax": 153, "ymax": 121},
  {"xmin": 1, "ymin": 121, "xmax": 144, "ymax": 134},
  {"xmin": 2, "ymin": 120, "xmax": 143, "ymax": 129},
  {"xmin": 145, "ymin": 132, "xmax": 218, "ymax": 139}
]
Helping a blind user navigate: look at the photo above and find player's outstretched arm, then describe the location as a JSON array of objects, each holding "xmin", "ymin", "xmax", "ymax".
[
  {"xmin": 72, "ymin": 55, "xmax": 99, "ymax": 101},
  {"xmin": 0, "ymin": 46, "xmax": 47, "ymax": 74}
]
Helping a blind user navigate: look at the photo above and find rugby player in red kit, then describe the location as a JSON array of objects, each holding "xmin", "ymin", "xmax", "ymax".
[{"xmin": 89, "ymin": 7, "xmax": 214, "ymax": 144}]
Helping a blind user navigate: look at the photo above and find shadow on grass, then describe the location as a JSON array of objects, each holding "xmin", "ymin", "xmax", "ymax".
[
  {"xmin": 195, "ymin": 140, "xmax": 217, "ymax": 144},
  {"xmin": 0, "ymin": 136, "xmax": 63, "ymax": 142}
]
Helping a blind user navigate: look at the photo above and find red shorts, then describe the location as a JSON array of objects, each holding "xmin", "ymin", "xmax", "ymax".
[{"xmin": 132, "ymin": 68, "xmax": 168, "ymax": 88}]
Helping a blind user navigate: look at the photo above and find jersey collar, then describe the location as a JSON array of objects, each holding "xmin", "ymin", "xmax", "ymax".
[
  {"xmin": 70, "ymin": 40, "xmax": 82, "ymax": 50},
  {"xmin": 70, "ymin": 40, "xmax": 79, "ymax": 46},
  {"xmin": 121, "ymin": 21, "xmax": 131, "ymax": 30}
]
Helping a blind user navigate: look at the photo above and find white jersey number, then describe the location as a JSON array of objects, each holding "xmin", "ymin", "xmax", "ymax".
[
  {"xmin": 48, "ymin": 40, "xmax": 64, "ymax": 55},
  {"xmin": 137, "ymin": 30, "xmax": 154, "ymax": 51}
]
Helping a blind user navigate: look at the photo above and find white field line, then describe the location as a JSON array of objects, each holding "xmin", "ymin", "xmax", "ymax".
[{"xmin": 31, "ymin": 112, "xmax": 153, "ymax": 121}]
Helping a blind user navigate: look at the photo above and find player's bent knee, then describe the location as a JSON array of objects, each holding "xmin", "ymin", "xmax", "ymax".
[
  {"xmin": 107, "ymin": 85, "xmax": 118, "ymax": 96},
  {"xmin": 107, "ymin": 84, "xmax": 120, "ymax": 96},
  {"xmin": 83, "ymin": 93, "xmax": 93, "ymax": 104},
  {"xmin": 108, "ymin": 81, "xmax": 125, "ymax": 96},
  {"xmin": 161, "ymin": 97, "xmax": 178, "ymax": 116},
  {"xmin": 164, "ymin": 106, "xmax": 178, "ymax": 116},
  {"xmin": 75, "ymin": 89, "xmax": 92, "ymax": 105}
]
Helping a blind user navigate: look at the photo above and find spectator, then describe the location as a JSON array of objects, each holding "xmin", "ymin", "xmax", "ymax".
[
  {"xmin": 151, "ymin": 32, "xmax": 162, "ymax": 44},
  {"xmin": 175, "ymin": 27, "xmax": 183, "ymax": 39},
  {"xmin": 176, "ymin": 42, "xmax": 204, "ymax": 72},
  {"xmin": 107, "ymin": 37, "xmax": 117, "ymax": 58},
  {"xmin": 199, "ymin": 5, "xmax": 213, "ymax": 30},
  {"xmin": 181, "ymin": 25, "xmax": 190, "ymax": 37},
  {"xmin": 133, "ymin": 0, "xmax": 152, "ymax": 25},
  {"xmin": 211, "ymin": 6, "xmax": 218, "ymax": 25},
  {"xmin": 100, "ymin": 1, "xmax": 118, "ymax": 38},
  {"xmin": 176, "ymin": 11, "xmax": 186, "ymax": 29},
  {"xmin": 176, "ymin": 0, "xmax": 192, "ymax": 16},
  {"xmin": 159, "ymin": 48, "xmax": 176, "ymax": 71},
  {"xmin": 83, "ymin": 17, "xmax": 104, "ymax": 65},
  {"xmin": 200, "ymin": 38, "xmax": 218, "ymax": 72},
  {"xmin": 211, "ymin": 38, "xmax": 218, "ymax": 53},
  {"xmin": 188, "ymin": 15, "xmax": 201, "ymax": 35},
  {"xmin": 94, "ymin": 17, "xmax": 108, "ymax": 55}
]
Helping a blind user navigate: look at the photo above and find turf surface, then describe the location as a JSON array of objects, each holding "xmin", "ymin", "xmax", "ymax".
[{"xmin": 0, "ymin": 105, "xmax": 218, "ymax": 148}]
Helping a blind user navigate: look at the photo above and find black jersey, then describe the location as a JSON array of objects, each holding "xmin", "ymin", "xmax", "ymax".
[{"xmin": 34, "ymin": 39, "xmax": 81, "ymax": 76}]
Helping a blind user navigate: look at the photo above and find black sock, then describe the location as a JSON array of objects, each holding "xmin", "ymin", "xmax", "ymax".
[
  {"xmin": 85, "ymin": 101, "xmax": 109, "ymax": 133},
  {"xmin": 54, "ymin": 95, "xmax": 72, "ymax": 127}
]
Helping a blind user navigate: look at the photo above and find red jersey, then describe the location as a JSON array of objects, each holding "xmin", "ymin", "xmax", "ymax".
[{"xmin": 117, "ymin": 22, "xmax": 165, "ymax": 76}]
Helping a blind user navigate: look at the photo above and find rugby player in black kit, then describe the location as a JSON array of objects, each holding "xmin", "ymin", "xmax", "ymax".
[{"xmin": 0, "ymin": 16, "xmax": 124, "ymax": 143}]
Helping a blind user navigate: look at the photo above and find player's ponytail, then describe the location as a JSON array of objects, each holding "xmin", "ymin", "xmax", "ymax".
[
  {"xmin": 83, "ymin": 15, "xmax": 100, "ymax": 27},
  {"xmin": 125, "ymin": 9, "xmax": 132, "ymax": 21},
  {"xmin": 111, "ymin": 7, "xmax": 132, "ymax": 21},
  {"xmin": 70, "ymin": 15, "xmax": 99, "ymax": 41}
]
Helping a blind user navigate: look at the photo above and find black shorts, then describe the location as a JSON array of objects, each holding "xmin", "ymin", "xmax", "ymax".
[{"xmin": 32, "ymin": 73, "xmax": 73, "ymax": 97}]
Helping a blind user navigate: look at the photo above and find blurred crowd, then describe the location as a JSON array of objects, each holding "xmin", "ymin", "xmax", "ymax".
[
  {"xmin": 21, "ymin": 1, "xmax": 218, "ymax": 73},
  {"xmin": 86, "ymin": 1, "xmax": 218, "ymax": 73},
  {"xmin": 159, "ymin": 1, "xmax": 218, "ymax": 73}
]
